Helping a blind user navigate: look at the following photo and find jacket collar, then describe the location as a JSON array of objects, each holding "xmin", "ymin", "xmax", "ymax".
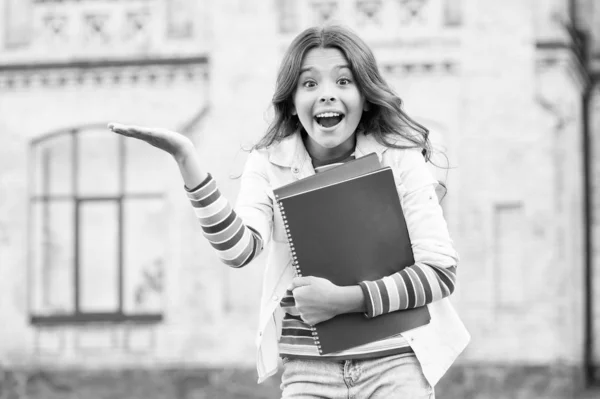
[{"xmin": 266, "ymin": 130, "xmax": 390, "ymax": 168}]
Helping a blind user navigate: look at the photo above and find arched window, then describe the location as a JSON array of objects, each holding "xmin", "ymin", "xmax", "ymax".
[{"xmin": 29, "ymin": 124, "xmax": 168, "ymax": 324}]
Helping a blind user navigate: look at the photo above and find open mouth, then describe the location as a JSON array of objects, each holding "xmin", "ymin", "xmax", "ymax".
[{"xmin": 314, "ymin": 112, "xmax": 345, "ymax": 128}]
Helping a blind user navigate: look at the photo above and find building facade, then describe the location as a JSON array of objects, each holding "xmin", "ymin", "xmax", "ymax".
[{"xmin": 0, "ymin": 0, "xmax": 599, "ymax": 397}]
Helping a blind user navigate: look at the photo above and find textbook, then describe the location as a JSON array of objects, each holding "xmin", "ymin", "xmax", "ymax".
[{"xmin": 273, "ymin": 153, "xmax": 431, "ymax": 355}]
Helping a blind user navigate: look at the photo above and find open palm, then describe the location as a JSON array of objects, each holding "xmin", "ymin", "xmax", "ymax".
[{"xmin": 108, "ymin": 123, "xmax": 192, "ymax": 160}]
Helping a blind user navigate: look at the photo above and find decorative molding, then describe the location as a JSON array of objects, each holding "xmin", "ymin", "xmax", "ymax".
[
  {"xmin": 83, "ymin": 13, "xmax": 111, "ymax": 44},
  {"xmin": 396, "ymin": 0, "xmax": 430, "ymax": 25},
  {"xmin": 279, "ymin": 0, "xmax": 461, "ymax": 38},
  {"xmin": 311, "ymin": 0, "xmax": 338, "ymax": 25},
  {"xmin": 356, "ymin": 0, "xmax": 383, "ymax": 27},
  {"xmin": 3, "ymin": 0, "xmax": 202, "ymax": 59},
  {"xmin": 31, "ymin": 1, "xmax": 158, "ymax": 48},
  {"xmin": 0, "ymin": 57, "xmax": 209, "ymax": 91},
  {"xmin": 124, "ymin": 8, "xmax": 151, "ymax": 41},
  {"xmin": 382, "ymin": 61, "xmax": 457, "ymax": 75}
]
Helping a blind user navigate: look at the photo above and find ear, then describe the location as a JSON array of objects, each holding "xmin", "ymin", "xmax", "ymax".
[
  {"xmin": 291, "ymin": 106, "xmax": 297, "ymax": 116},
  {"xmin": 363, "ymin": 101, "xmax": 371, "ymax": 112}
]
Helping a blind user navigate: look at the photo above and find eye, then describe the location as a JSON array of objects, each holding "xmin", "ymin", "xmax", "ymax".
[
  {"xmin": 302, "ymin": 80, "xmax": 317, "ymax": 88},
  {"xmin": 337, "ymin": 78, "xmax": 351, "ymax": 86}
]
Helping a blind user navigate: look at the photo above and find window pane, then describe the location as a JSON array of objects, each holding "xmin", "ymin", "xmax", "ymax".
[
  {"xmin": 78, "ymin": 129, "xmax": 121, "ymax": 196},
  {"xmin": 125, "ymin": 138, "xmax": 170, "ymax": 195},
  {"xmin": 32, "ymin": 134, "xmax": 73, "ymax": 196},
  {"xmin": 123, "ymin": 198, "xmax": 166, "ymax": 314},
  {"xmin": 30, "ymin": 200, "xmax": 75, "ymax": 315},
  {"xmin": 79, "ymin": 201, "xmax": 119, "ymax": 313}
]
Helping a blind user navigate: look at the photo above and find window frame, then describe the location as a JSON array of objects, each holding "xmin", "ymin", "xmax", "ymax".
[{"xmin": 28, "ymin": 124, "xmax": 164, "ymax": 326}]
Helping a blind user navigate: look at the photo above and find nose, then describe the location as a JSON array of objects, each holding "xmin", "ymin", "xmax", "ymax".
[
  {"xmin": 319, "ymin": 94, "xmax": 337, "ymax": 103},
  {"xmin": 319, "ymin": 83, "xmax": 337, "ymax": 103}
]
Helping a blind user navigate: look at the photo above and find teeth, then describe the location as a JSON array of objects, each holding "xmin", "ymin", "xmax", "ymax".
[{"xmin": 316, "ymin": 112, "xmax": 340, "ymax": 118}]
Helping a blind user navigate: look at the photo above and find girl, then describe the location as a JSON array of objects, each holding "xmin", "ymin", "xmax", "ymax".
[{"xmin": 109, "ymin": 25, "xmax": 469, "ymax": 399}]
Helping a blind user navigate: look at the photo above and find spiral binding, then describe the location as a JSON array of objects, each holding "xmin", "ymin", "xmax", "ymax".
[{"xmin": 275, "ymin": 194, "xmax": 322, "ymax": 354}]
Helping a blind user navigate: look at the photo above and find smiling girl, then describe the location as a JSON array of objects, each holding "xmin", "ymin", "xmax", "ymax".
[{"xmin": 109, "ymin": 25, "xmax": 469, "ymax": 399}]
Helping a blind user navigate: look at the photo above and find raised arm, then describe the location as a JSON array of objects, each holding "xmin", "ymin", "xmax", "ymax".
[
  {"xmin": 108, "ymin": 123, "xmax": 207, "ymax": 188},
  {"xmin": 107, "ymin": 123, "xmax": 266, "ymax": 268}
]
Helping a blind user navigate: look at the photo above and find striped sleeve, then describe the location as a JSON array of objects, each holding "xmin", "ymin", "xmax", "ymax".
[
  {"xmin": 358, "ymin": 264, "xmax": 456, "ymax": 318},
  {"xmin": 185, "ymin": 173, "xmax": 264, "ymax": 268},
  {"xmin": 279, "ymin": 290, "xmax": 301, "ymax": 316},
  {"xmin": 359, "ymin": 148, "xmax": 458, "ymax": 319}
]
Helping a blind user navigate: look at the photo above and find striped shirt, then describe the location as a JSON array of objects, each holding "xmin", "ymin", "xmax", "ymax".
[
  {"xmin": 185, "ymin": 154, "xmax": 456, "ymax": 359},
  {"xmin": 186, "ymin": 174, "xmax": 263, "ymax": 268}
]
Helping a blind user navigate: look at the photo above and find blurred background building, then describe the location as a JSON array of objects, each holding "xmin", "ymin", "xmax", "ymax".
[{"xmin": 0, "ymin": 0, "xmax": 599, "ymax": 398}]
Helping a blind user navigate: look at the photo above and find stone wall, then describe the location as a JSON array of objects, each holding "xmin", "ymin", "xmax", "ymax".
[{"xmin": 0, "ymin": 364, "xmax": 596, "ymax": 399}]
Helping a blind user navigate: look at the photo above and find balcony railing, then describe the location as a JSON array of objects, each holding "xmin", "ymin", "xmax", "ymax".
[
  {"xmin": 3, "ymin": 0, "xmax": 208, "ymax": 62},
  {"xmin": 276, "ymin": 0, "xmax": 462, "ymax": 37}
]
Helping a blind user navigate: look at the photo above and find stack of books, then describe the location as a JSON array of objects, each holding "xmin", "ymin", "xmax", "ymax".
[{"xmin": 273, "ymin": 153, "xmax": 430, "ymax": 355}]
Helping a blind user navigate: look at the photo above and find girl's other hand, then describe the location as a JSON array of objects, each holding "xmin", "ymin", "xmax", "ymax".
[
  {"xmin": 288, "ymin": 276, "xmax": 345, "ymax": 325},
  {"xmin": 107, "ymin": 123, "xmax": 194, "ymax": 162}
]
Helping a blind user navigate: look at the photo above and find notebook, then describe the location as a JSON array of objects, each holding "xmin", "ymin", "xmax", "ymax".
[
  {"xmin": 273, "ymin": 154, "xmax": 431, "ymax": 354},
  {"xmin": 274, "ymin": 153, "xmax": 381, "ymax": 199}
]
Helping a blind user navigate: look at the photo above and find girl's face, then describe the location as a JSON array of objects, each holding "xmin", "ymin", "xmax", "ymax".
[{"xmin": 292, "ymin": 47, "xmax": 367, "ymax": 161}]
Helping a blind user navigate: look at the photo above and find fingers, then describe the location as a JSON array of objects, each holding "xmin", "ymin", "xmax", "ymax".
[
  {"xmin": 288, "ymin": 276, "xmax": 312, "ymax": 291},
  {"xmin": 108, "ymin": 122, "xmax": 137, "ymax": 137},
  {"xmin": 108, "ymin": 123, "xmax": 178, "ymax": 140},
  {"xmin": 107, "ymin": 122, "xmax": 124, "ymax": 131},
  {"xmin": 108, "ymin": 122, "xmax": 139, "ymax": 132},
  {"xmin": 108, "ymin": 123, "xmax": 150, "ymax": 137}
]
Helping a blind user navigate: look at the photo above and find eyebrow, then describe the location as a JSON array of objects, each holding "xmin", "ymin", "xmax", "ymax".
[{"xmin": 299, "ymin": 64, "xmax": 351, "ymax": 74}]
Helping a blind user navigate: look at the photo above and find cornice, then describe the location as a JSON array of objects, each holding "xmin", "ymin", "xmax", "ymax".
[
  {"xmin": 0, "ymin": 56, "xmax": 208, "ymax": 72},
  {"xmin": 0, "ymin": 56, "xmax": 209, "ymax": 91}
]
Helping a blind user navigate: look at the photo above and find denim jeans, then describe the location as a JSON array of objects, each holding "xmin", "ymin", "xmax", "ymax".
[{"xmin": 280, "ymin": 353, "xmax": 435, "ymax": 398}]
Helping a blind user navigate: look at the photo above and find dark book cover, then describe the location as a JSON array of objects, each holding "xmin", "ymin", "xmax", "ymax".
[{"xmin": 274, "ymin": 159, "xmax": 430, "ymax": 354}]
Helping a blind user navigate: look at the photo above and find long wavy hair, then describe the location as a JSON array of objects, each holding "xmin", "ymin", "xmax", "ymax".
[{"xmin": 254, "ymin": 25, "xmax": 432, "ymax": 159}]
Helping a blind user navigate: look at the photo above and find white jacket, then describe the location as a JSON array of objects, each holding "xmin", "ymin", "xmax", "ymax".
[{"xmin": 235, "ymin": 131, "xmax": 470, "ymax": 385}]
